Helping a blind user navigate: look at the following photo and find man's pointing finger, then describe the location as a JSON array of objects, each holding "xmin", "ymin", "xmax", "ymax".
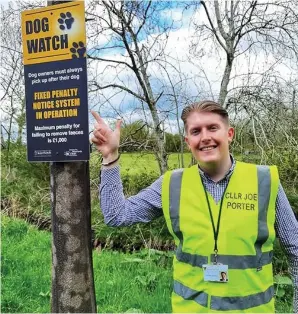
[{"xmin": 91, "ymin": 110, "xmax": 105, "ymax": 124}]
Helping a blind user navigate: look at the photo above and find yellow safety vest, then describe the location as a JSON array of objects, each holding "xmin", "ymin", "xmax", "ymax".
[{"xmin": 162, "ymin": 161, "xmax": 279, "ymax": 313}]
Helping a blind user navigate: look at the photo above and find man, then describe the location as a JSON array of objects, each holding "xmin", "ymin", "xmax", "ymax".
[
  {"xmin": 220, "ymin": 272, "xmax": 228, "ymax": 282},
  {"xmin": 91, "ymin": 100, "xmax": 298, "ymax": 313}
]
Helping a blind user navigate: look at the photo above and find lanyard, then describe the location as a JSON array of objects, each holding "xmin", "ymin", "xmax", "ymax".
[{"xmin": 203, "ymin": 183, "xmax": 229, "ymax": 264}]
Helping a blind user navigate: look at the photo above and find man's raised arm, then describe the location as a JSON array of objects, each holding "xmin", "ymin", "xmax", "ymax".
[{"xmin": 90, "ymin": 111, "xmax": 163, "ymax": 226}]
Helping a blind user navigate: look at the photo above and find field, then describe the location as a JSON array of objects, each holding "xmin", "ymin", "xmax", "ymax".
[
  {"xmin": 1, "ymin": 216, "xmax": 293, "ymax": 313},
  {"xmin": 1, "ymin": 149, "xmax": 296, "ymax": 313},
  {"xmin": 89, "ymin": 151, "xmax": 193, "ymax": 178},
  {"xmin": 118, "ymin": 152, "xmax": 192, "ymax": 174}
]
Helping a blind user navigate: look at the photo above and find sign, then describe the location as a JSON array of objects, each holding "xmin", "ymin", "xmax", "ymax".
[{"xmin": 21, "ymin": 1, "xmax": 89, "ymax": 162}]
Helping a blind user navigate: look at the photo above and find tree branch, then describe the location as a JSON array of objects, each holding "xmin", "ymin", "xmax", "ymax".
[
  {"xmin": 200, "ymin": 1, "xmax": 228, "ymax": 53},
  {"xmin": 87, "ymin": 54, "xmax": 133, "ymax": 70},
  {"xmin": 92, "ymin": 82, "xmax": 146, "ymax": 102}
]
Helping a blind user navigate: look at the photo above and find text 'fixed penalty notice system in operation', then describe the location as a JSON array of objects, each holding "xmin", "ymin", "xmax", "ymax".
[{"xmin": 21, "ymin": 1, "xmax": 89, "ymax": 162}]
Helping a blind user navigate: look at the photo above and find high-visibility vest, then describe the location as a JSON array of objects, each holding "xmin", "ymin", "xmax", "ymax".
[{"xmin": 162, "ymin": 161, "xmax": 279, "ymax": 313}]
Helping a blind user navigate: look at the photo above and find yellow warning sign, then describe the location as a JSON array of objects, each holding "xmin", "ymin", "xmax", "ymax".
[{"xmin": 21, "ymin": 1, "xmax": 86, "ymax": 65}]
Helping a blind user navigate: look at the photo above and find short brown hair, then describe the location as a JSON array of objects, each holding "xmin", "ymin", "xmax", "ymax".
[{"xmin": 181, "ymin": 100, "xmax": 229, "ymax": 130}]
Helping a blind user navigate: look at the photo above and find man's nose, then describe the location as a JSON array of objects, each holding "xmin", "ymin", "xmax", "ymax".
[{"xmin": 201, "ymin": 129, "xmax": 211, "ymax": 141}]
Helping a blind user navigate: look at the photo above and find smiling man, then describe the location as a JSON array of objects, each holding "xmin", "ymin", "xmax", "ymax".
[
  {"xmin": 182, "ymin": 105, "xmax": 234, "ymax": 182},
  {"xmin": 91, "ymin": 100, "xmax": 298, "ymax": 313}
]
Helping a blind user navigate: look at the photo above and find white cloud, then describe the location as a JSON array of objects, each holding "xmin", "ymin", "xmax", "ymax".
[{"xmin": 3, "ymin": 0, "xmax": 297, "ymax": 140}]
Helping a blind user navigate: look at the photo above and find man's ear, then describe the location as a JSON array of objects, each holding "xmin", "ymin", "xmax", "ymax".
[
  {"xmin": 227, "ymin": 127, "xmax": 235, "ymax": 144},
  {"xmin": 184, "ymin": 135, "xmax": 191, "ymax": 149}
]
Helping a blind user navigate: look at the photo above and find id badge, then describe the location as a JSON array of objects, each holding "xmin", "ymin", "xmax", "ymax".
[{"xmin": 202, "ymin": 264, "xmax": 229, "ymax": 282}]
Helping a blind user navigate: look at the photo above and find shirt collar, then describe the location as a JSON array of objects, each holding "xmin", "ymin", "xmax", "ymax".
[{"xmin": 198, "ymin": 155, "xmax": 236, "ymax": 182}]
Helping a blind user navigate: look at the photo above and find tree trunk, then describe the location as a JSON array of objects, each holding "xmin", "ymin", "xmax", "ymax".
[
  {"xmin": 154, "ymin": 126, "xmax": 168, "ymax": 174},
  {"xmin": 1, "ymin": 126, "xmax": 5, "ymax": 149},
  {"xmin": 218, "ymin": 53, "xmax": 233, "ymax": 107},
  {"xmin": 51, "ymin": 162, "xmax": 96, "ymax": 313},
  {"xmin": 16, "ymin": 103, "xmax": 25, "ymax": 145},
  {"xmin": 6, "ymin": 98, "xmax": 13, "ymax": 163},
  {"xmin": 180, "ymin": 136, "xmax": 185, "ymax": 168}
]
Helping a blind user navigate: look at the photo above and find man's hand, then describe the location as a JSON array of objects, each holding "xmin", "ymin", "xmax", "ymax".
[{"xmin": 90, "ymin": 110, "xmax": 122, "ymax": 159}]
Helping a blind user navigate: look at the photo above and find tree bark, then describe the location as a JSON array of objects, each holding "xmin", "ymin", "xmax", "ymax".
[
  {"xmin": 51, "ymin": 162, "xmax": 96, "ymax": 313},
  {"xmin": 150, "ymin": 107, "xmax": 168, "ymax": 174},
  {"xmin": 6, "ymin": 98, "xmax": 13, "ymax": 162},
  {"xmin": 218, "ymin": 53, "xmax": 233, "ymax": 107},
  {"xmin": 16, "ymin": 100, "xmax": 25, "ymax": 145}
]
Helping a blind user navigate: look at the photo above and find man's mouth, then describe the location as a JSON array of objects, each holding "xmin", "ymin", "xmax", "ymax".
[{"xmin": 199, "ymin": 145, "xmax": 217, "ymax": 151}]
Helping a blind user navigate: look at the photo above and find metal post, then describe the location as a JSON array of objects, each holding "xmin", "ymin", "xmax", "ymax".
[{"xmin": 47, "ymin": 1, "xmax": 96, "ymax": 313}]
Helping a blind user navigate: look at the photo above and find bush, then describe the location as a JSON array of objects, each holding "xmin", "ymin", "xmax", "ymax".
[
  {"xmin": 91, "ymin": 170, "xmax": 173, "ymax": 251},
  {"xmin": 1, "ymin": 144, "xmax": 51, "ymax": 216},
  {"xmin": 121, "ymin": 171, "xmax": 159, "ymax": 196},
  {"xmin": 287, "ymin": 194, "xmax": 298, "ymax": 218},
  {"xmin": 2, "ymin": 146, "xmax": 297, "ymax": 254}
]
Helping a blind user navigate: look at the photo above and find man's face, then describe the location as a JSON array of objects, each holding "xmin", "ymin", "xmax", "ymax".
[{"xmin": 184, "ymin": 111, "xmax": 234, "ymax": 166}]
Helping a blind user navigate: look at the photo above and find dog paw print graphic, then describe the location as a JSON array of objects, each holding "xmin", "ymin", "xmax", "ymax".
[
  {"xmin": 58, "ymin": 12, "xmax": 74, "ymax": 30},
  {"xmin": 70, "ymin": 42, "xmax": 86, "ymax": 58}
]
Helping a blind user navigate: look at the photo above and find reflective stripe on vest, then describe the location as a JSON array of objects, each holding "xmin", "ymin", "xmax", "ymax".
[
  {"xmin": 255, "ymin": 165, "xmax": 271, "ymax": 268},
  {"xmin": 168, "ymin": 165, "xmax": 274, "ymax": 311},
  {"xmin": 173, "ymin": 280, "xmax": 208, "ymax": 307},
  {"xmin": 174, "ymin": 281, "xmax": 274, "ymax": 311}
]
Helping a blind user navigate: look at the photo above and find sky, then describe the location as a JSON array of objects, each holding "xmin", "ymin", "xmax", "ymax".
[
  {"xmin": 0, "ymin": 0, "xmax": 10, "ymax": 5},
  {"xmin": 1, "ymin": 0, "xmax": 298, "ymax": 137},
  {"xmin": 83, "ymin": 1, "xmax": 298, "ymax": 134}
]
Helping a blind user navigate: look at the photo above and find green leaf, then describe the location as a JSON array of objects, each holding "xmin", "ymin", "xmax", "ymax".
[
  {"xmin": 149, "ymin": 249, "xmax": 174, "ymax": 257},
  {"xmin": 122, "ymin": 258, "xmax": 145, "ymax": 263},
  {"xmin": 147, "ymin": 272, "xmax": 157, "ymax": 282},
  {"xmin": 276, "ymin": 288, "xmax": 285, "ymax": 297},
  {"xmin": 125, "ymin": 308, "xmax": 143, "ymax": 313},
  {"xmin": 107, "ymin": 280, "xmax": 114, "ymax": 285},
  {"xmin": 274, "ymin": 275, "xmax": 293, "ymax": 285},
  {"xmin": 135, "ymin": 275, "xmax": 147, "ymax": 286}
]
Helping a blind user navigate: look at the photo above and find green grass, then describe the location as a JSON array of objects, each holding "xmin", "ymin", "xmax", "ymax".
[
  {"xmin": 1, "ymin": 217, "xmax": 52, "ymax": 313},
  {"xmin": 118, "ymin": 152, "xmax": 193, "ymax": 175},
  {"xmin": 93, "ymin": 250, "xmax": 172, "ymax": 313},
  {"xmin": 1, "ymin": 216, "xmax": 172, "ymax": 313},
  {"xmin": 89, "ymin": 151, "xmax": 193, "ymax": 177},
  {"xmin": 1, "ymin": 217, "xmax": 293, "ymax": 313}
]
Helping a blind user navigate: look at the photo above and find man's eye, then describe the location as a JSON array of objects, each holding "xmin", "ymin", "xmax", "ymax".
[
  {"xmin": 192, "ymin": 129, "xmax": 199, "ymax": 134},
  {"xmin": 210, "ymin": 126, "xmax": 218, "ymax": 131}
]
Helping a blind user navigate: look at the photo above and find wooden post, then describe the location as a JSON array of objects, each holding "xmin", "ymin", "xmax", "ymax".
[
  {"xmin": 50, "ymin": 162, "xmax": 96, "ymax": 313},
  {"xmin": 47, "ymin": 1, "xmax": 96, "ymax": 313}
]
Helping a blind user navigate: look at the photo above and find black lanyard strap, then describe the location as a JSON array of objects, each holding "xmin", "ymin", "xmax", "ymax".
[{"xmin": 203, "ymin": 182, "xmax": 230, "ymax": 259}]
